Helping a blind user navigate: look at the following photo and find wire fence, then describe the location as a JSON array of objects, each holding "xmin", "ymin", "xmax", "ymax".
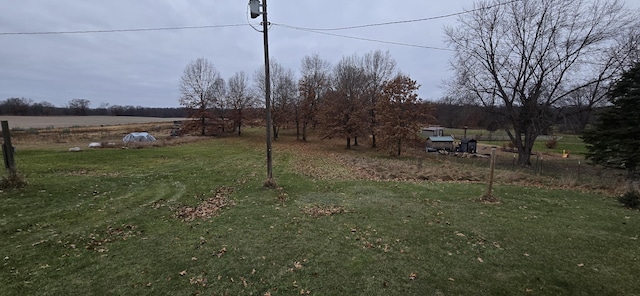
[{"xmin": 421, "ymin": 149, "xmax": 628, "ymax": 191}]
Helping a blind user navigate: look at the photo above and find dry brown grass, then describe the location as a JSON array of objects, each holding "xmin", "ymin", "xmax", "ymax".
[
  {"xmin": 276, "ymin": 133, "xmax": 627, "ymax": 195},
  {"xmin": 4, "ymin": 117, "xmax": 204, "ymax": 150}
]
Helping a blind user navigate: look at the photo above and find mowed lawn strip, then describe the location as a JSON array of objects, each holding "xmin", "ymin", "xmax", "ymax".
[{"xmin": 1, "ymin": 136, "xmax": 638, "ymax": 295}]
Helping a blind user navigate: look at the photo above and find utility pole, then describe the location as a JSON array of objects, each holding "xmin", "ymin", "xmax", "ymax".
[{"xmin": 250, "ymin": 0, "xmax": 274, "ymax": 187}]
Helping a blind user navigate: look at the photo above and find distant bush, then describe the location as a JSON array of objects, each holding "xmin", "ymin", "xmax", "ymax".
[
  {"xmin": 618, "ymin": 191, "xmax": 639, "ymax": 209},
  {"xmin": 545, "ymin": 137, "xmax": 558, "ymax": 149}
]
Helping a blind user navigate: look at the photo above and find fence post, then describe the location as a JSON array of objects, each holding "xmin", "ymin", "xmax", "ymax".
[
  {"xmin": 485, "ymin": 147, "xmax": 497, "ymax": 198},
  {"xmin": 577, "ymin": 160, "xmax": 581, "ymax": 180},
  {"xmin": 1, "ymin": 121, "xmax": 16, "ymax": 176}
]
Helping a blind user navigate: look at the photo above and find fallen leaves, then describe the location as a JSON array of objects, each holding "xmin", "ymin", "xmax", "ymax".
[
  {"xmin": 214, "ymin": 247, "xmax": 227, "ymax": 258},
  {"xmin": 176, "ymin": 186, "xmax": 236, "ymax": 221},
  {"xmin": 189, "ymin": 275, "xmax": 207, "ymax": 287},
  {"xmin": 85, "ymin": 224, "xmax": 141, "ymax": 253},
  {"xmin": 302, "ymin": 205, "xmax": 345, "ymax": 218}
]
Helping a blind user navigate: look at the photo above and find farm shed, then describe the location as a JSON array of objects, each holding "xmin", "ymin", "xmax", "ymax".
[
  {"xmin": 426, "ymin": 136, "xmax": 455, "ymax": 151},
  {"xmin": 421, "ymin": 126, "xmax": 445, "ymax": 137},
  {"xmin": 123, "ymin": 132, "xmax": 156, "ymax": 143},
  {"xmin": 458, "ymin": 138, "xmax": 478, "ymax": 153}
]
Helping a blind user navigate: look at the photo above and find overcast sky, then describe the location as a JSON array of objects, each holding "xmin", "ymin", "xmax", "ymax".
[{"xmin": 1, "ymin": 1, "xmax": 638, "ymax": 108}]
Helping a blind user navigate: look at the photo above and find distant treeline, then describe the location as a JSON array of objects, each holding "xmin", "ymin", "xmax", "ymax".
[
  {"xmin": 0, "ymin": 97, "xmax": 185, "ymax": 118},
  {"xmin": 1, "ymin": 97, "xmax": 597, "ymax": 134}
]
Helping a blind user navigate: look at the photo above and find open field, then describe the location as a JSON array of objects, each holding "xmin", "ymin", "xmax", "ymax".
[
  {"xmin": 0, "ymin": 123, "xmax": 638, "ymax": 295},
  {"xmin": 0, "ymin": 116, "xmax": 186, "ymax": 129}
]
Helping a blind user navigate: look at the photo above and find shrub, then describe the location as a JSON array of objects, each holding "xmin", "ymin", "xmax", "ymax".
[
  {"xmin": 545, "ymin": 137, "xmax": 558, "ymax": 149},
  {"xmin": 618, "ymin": 191, "xmax": 640, "ymax": 209}
]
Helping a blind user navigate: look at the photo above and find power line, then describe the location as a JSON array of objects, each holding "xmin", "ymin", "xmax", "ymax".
[
  {"xmin": 280, "ymin": 0, "xmax": 522, "ymax": 31},
  {"xmin": 1, "ymin": 0, "xmax": 521, "ymax": 36},
  {"xmin": 0, "ymin": 24, "xmax": 247, "ymax": 35},
  {"xmin": 273, "ymin": 23, "xmax": 453, "ymax": 51}
]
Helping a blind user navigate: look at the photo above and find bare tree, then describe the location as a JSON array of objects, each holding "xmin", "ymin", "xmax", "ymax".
[
  {"xmin": 255, "ymin": 61, "xmax": 297, "ymax": 139},
  {"xmin": 179, "ymin": 57, "xmax": 222, "ymax": 136},
  {"xmin": 1, "ymin": 97, "xmax": 33, "ymax": 115},
  {"xmin": 298, "ymin": 54, "xmax": 331, "ymax": 141},
  {"xmin": 68, "ymin": 98, "xmax": 91, "ymax": 116},
  {"xmin": 445, "ymin": 0, "xmax": 637, "ymax": 165},
  {"xmin": 363, "ymin": 50, "xmax": 397, "ymax": 148},
  {"xmin": 226, "ymin": 71, "xmax": 255, "ymax": 136}
]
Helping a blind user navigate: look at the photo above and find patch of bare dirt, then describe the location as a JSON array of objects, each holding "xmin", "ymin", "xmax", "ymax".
[{"xmin": 175, "ymin": 186, "xmax": 236, "ymax": 221}]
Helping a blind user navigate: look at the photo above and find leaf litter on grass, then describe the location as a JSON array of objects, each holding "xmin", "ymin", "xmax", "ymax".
[
  {"xmin": 302, "ymin": 205, "xmax": 345, "ymax": 218},
  {"xmin": 175, "ymin": 186, "xmax": 235, "ymax": 221}
]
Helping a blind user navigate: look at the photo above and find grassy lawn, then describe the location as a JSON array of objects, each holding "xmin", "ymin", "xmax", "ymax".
[
  {"xmin": 444, "ymin": 128, "xmax": 588, "ymax": 155},
  {"xmin": 1, "ymin": 132, "xmax": 638, "ymax": 295}
]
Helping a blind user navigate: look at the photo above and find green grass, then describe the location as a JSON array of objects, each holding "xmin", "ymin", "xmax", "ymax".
[
  {"xmin": 1, "ymin": 134, "xmax": 638, "ymax": 295},
  {"xmin": 446, "ymin": 127, "xmax": 589, "ymax": 155}
]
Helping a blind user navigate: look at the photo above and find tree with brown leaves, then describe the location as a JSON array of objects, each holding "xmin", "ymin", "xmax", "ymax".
[
  {"xmin": 375, "ymin": 74, "xmax": 434, "ymax": 156},
  {"xmin": 318, "ymin": 55, "xmax": 369, "ymax": 149},
  {"xmin": 298, "ymin": 54, "xmax": 331, "ymax": 141}
]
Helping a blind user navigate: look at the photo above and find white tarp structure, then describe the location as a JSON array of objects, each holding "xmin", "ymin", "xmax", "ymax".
[{"xmin": 122, "ymin": 132, "xmax": 156, "ymax": 143}]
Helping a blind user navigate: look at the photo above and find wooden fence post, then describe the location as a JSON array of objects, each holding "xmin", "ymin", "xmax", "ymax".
[
  {"xmin": 485, "ymin": 147, "xmax": 497, "ymax": 198},
  {"xmin": 1, "ymin": 121, "xmax": 17, "ymax": 175}
]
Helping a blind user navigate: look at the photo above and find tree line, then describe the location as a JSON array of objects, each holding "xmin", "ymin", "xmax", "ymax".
[
  {"xmin": 0, "ymin": 97, "xmax": 185, "ymax": 117},
  {"xmin": 179, "ymin": 51, "xmax": 437, "ymax": 155}
]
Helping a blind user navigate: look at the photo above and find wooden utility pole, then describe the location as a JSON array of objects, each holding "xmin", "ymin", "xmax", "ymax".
[
  {"xmin": 250, "ymin": 0, "xmax": 275, "ymax": 187},
  {"xmin": 262, "ymin": 0, "xmax": 274, "ymax": 186}
]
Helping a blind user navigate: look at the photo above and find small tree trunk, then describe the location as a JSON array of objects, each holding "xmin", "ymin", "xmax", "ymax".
[
  {"xmin": 346, "ymin": 137, "xmax": 351, "ymax": 149},
  {"xmin": 302, "ymin": 122, "xmax": 308, "ymax": 142},
  {"xmin": 397, "ymin": 138, "xmax": 402, "ymax": 156},
  {"xmin": 354, "ymin": 136, "xmax": 359, "ymax": 146}
]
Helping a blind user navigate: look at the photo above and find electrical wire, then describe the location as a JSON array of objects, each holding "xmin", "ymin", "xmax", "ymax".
[
  {"xmin": 0, "ymin": 0, "xmax": 521, "ymax": 36},
  {"xmin": 246, "ymin": 2, "xmax": 263, "ymax": 33},
  {"xmin": 0, "ymin": 24, "xmax": 246, "ymax": 35},
  {"xmin": 0, "ymin": 2, "xmax": 520, "ymax": 51},
  {"xmin": 273, "ymin": 23, "xmax": 454, "ymax": 51},
  {"xmin": 280, "ymin": 0, "xmax": 522, "ymax": 31}
]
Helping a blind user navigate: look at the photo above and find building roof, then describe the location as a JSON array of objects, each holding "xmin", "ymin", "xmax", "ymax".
[
  {"xmin": 422, "ymin": 126, "xmax": 444, "ymax": 131},
  {"xmin": 428, "ymin": 136, "xmax": 455, "ymax": 142}
]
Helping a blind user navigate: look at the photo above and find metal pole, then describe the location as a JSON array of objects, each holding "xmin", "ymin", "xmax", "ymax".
[{"xmin": 262, "ymin": 0, "xmax": 274, "ymax": 184}]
